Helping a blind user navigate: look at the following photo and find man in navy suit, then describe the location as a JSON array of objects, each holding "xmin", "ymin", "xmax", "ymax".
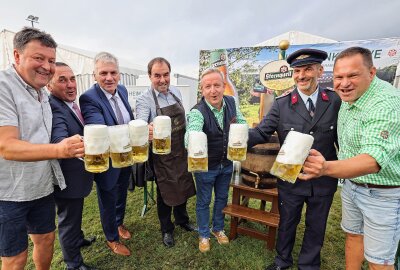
[
  {"xmin": 48, "ymin": 62, "xmax": 96, "ymax": 270},
  {"xmin": 80, "ymin": 52, "xmax": 134, "ymax": 256},
  {"xmin": 249, "ymin": 49, "xmax": 341, "ymax": 270}
]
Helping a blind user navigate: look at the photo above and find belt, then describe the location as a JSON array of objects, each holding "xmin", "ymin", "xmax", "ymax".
[{"xmin": 349, "ymin": 180, "xmax": 400, "ymax": 189}]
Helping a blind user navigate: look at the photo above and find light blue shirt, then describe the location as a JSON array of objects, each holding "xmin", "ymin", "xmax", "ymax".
[
  {"xmin": 135, "ymin": 86, "xmax": 183, "ymax": 123},
  {"xmin": 297, "ymin": 86, "xmax": 320, "ymax": 110}
]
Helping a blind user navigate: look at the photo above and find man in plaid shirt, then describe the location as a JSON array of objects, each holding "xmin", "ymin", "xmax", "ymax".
[{"xmin": 300, "ymin": 47, "xmax": 400, "ymax": 269}]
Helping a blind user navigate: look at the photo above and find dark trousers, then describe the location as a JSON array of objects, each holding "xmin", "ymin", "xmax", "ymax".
[
  {"xmin": 55, "ymin": 197, "xmax": 85, "ymax": 269},
  {"xmin": 275, "ymin": 190, "xmax": 334, "ymax": 270},
  {"xmin": 97, "ymin": 168, "xmax": 131, "ymax": 242},
  {"xmin": 156, "ymin": 185, "xmax": 189, "ymax": 234}
]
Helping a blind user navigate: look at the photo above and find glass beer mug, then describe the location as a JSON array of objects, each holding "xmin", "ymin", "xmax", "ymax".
[
  {"xmin": 270, "ymin": 131, "xmax": 314, "ymax": 183},
  {"xmin": 227, "ymin": 123, "xmax": 249, "ymax": 161},
  {"xmin": 108, "ymin": 124, "xmax": 134, "ymax": 168},
  {"xmin": 188, "ymin": 131, "xmax": 208, "ymax": 172},
  {"xmin": 84, "ymin": 124, "xmax": 110, "ymax": 173},
  {"xmin": 129, "ymin": 119, "xmax": 149, "ymax": 163},
  {"xmin": 152, "ymin": 116, "xmax": 171, "ymax": 155}
]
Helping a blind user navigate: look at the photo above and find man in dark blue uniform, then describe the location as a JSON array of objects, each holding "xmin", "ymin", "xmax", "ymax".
[{"xmin": 248, "ymin": 49, "xmax": 341, "ymax": 270}]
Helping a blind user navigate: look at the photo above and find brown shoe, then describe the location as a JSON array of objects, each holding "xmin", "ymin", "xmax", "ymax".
[
  {"xmin": 106, "ymin": 241, "xmax": 131, "ymax": 256},
  {"xmin": 199, "ymin": 237, "xmax": 210, "ymax": 253},
  {"xmin": 118, "ymin": 225, "xmax": 131, "ymax": 240},
  {"xmin": 212, "ymin": 231, "xmax": 229, "ymax": 245}
]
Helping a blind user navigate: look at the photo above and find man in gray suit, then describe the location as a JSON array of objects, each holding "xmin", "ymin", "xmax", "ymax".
[{"xmin": 48, "ymin": 62, "xmax": 96, "ymax": 270}]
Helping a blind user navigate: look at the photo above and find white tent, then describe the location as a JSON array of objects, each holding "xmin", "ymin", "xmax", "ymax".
[
  {"xmin": 255, "ymin": 30, "xmax": 337, "ymax": 46},
  {"xmin": 0, "ymin": 29, "xmax": 198, "ymax": 111}
]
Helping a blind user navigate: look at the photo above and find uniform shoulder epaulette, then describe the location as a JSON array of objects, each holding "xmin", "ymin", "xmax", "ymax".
[
  {"xmin": 324, "ymin": 87, "xmax": 335, "ymax": 92},
  {"xmin": 275, "ymin": 93, "xmax": 291, "ymax": 100}
]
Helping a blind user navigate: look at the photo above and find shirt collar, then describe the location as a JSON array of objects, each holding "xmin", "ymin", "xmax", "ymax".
[
  {"xmin": 11, "ymin": 65, "xmax": 46, "ymax": 100},
  {"xmin": 297, "ymin": 86, "xmax": 320, "ymax": 106},
  {"xmin": 204, "ymin": 98, "xmax": 225, "ymax": 112},
  {"xmin": 99, "ymin": 86, "xmax": 120, "ymax": 100}
]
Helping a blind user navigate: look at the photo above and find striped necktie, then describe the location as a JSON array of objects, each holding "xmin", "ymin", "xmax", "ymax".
[
  {"xmin": 307, "ymin": 98, "xmax": 315, "ymax": 118},
  {"xmin": 72, "ymin": 102, "xmax": 85, "ymax": 124},
  {"xmin": 111, "ymin": 95, "xmax": 124, "ymax": 124}
]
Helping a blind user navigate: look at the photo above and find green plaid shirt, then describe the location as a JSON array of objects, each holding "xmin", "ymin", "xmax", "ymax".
[
  {"xmin": 338, "ymin": 77, "xmax": 400, "ymax": 185},
  {"xmin": 185, "ymin": 98, "xmax": 247, "ymax": 147}
]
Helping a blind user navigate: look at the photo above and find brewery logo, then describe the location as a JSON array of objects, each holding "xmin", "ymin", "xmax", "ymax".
[
  {"xmin": 232, "ymin": 141, "xmax": 243, "ymax": 147},
  {"xmin": 260, "ymin": 60, "xmax": 295, "ymax": 93},
  {"xmin": 220, "ymin": 53, "xmax": 226, "ymax": 61},
  {"xmin": 380, "ymin": 130, "xmax": 389, "ymax": 139},
  {"xmin": 194, "ymin": 150, "xmax": 204, "ymax": 157},
  {"xmin": 388, "ymin": 49, "xmax": 397, "ymax": 57}
]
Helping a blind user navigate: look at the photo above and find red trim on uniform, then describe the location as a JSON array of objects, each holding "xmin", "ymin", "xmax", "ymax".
[
  {"xmin": 321, "ymin": 91, "xmax": 329, "ymax": 101},
  {"xmin": 291, "ymin": 94, "xmax": 298, "ymax": 105}
]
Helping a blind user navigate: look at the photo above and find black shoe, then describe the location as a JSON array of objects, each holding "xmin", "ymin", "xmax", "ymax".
[
  {"xmin": 67, "ymin": 262, "xmax": 98, "ymax": 270},
  {"xmin": 80, "ymin": 236, "xmax": 96, "ymax": 248},
  {"xmin": 162, "ymin": 232, "xmax": 175, "ymax": 248},
  {"xmin": 179, "ymin": 222, "xmax": 197, "ymax": 232},
  {"xmin": 265, "ymin": 263, "xmax": 288, "ymax": 270}
]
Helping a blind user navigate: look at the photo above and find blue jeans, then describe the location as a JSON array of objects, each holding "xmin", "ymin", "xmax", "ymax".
[{"xmin": 194, "ymin": 163, "xmax": 232, "ymax": 238}]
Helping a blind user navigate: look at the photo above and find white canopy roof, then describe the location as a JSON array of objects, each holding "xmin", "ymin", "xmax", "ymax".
[{"xmin": 255, "ymin": 30, "xmax": 337, "ymax": 46}]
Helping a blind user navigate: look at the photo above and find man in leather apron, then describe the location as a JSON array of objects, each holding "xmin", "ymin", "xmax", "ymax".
[{"xmin": 135, "ymin": 57, "xmax": 196, "ymax": 248}]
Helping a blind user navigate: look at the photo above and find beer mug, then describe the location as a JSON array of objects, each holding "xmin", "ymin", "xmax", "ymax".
[
  {"xmin": 129, "ymin": 119, "xmax": 149, "ymax": 163},
  {"xmin": 108, "ymin": 124, "xmax": 134, "ymax": 168},
  {"xmin": 227, "ymin": 123, "xmax": 249, "ymax": 161},
  {"xmin": 152, "ymin": 116, "xmax": 171, "ymax": 155},
  {"xmin": 84, "ymin": 124, "xmax": 110, "ymax": 173},
  {"xmin": 270, "ymin": 131, "xmax": 314, "ymax": 183},
  {"xmin": 188, "ymin": 131, "xmax": 208, "ymax": 172}
]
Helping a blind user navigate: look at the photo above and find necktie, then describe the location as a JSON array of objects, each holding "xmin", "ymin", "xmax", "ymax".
[
  {"xmin": 111, "ymin": 95, "xmax": 124, "ymax": 125},
  {"xmin": 72, "ymin": 102, "xmax": 85, "ymax": 124},
  {"xmin": 307, "ymin": 98, "xmax": 315, "ymax": 118}
]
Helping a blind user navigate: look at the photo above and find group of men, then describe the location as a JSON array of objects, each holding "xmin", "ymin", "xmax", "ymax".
[{"xmin": 0, "ymin": 26, "xmax": 399, "ymax": 270}]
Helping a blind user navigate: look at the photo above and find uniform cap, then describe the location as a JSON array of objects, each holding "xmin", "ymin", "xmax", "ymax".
[{"xmin": 286, "ymin": 48, "xmax": 328, "ymax": 67}]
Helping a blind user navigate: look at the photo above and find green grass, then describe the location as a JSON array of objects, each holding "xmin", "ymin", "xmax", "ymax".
[
  {"xmin": 240, "ymin": 104, "xmax": 260, "ymax": 127},
  {"xmin": 21, "ymin": 183, "xmax": 348, "ymax": 270}
]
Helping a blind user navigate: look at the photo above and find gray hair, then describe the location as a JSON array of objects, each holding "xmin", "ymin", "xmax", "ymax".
[
  {"xmin": 94, "ymin": 51, "xmax": 119, "ymax": 72},
  {"xmin": 200, "ymin": 68, "xmax": 224, "ymax": 87},
  {"xmin": 13, "ymin": 27, "xmax": 57, "ymax": 52}
]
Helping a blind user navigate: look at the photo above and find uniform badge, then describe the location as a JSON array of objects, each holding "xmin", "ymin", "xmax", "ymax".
[
  {"xmin": 321, "ymin": 91, "xmax": 329, "ymax": 101},
  {"xmin": 291, "ymin": 94, "xmax": 298, "ymax": 105},
  {"xmin": 380, "ymin": 130, "xmax": 389, "ymax": 139}
]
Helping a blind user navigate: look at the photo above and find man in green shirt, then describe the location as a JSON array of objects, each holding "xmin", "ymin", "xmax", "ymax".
[
  {"xmin": 185, "ymin": 68, "xmax": 247, "ymax": 253},
  {"xmin": 300, "ymin": 47, "xmax": 400, "ymax": 270}
]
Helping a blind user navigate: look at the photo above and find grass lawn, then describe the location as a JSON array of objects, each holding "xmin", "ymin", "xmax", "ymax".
[{"xmin": 20, "ymin": 182, "xmax": 353, "ymax": 270}]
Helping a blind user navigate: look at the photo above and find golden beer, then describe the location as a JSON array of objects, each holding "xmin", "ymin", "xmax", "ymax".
[
  {"xmin": 84, "ymin": 152, "xmax": 109, "ymax": 173},
  {"xmin": 227, "ymin": 146, "xmax": 247, "ymax": 161},
  {"xmin": 132, "ymin": 143, "xmax": 149, "ymax": 163},
  {"xmin": 188, "ymin": 156, "xmax": 208, "ymax": 172},
  {"xmin": 110, "ymin": 151, "xmax": 134, "ymax": 168},
  {"xmin": 270, "ymin": 161, "xmax": 303, "ymax": 183},
  {"xmin": 153, "ymin": 137, "xmax": 171, "ymax": 155}
]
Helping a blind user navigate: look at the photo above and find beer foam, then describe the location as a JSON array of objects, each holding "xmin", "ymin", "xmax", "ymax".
[
  {"xmin": 108, "ymin": 124, "xmax": 132, "ymax": 153},
  {"xmin": 276, "ymin": 131, "xmax": 314, "ymax": 164},
  {"xmin": 129, "ymin": 119, "xmax": 149, "ymax": 146},
  {"xmin": 84, "ymin": 125, "xmax": 110, "ymax": 155},
  {"xmin": 228, "ymin": 123, "xmax": 249, "ymax": 147},
  {"xmin": 153, "ymin": 116, "xmax": 171, "ymax": 139},
  {"xmin": 188, "ymin": 131, "xmax": 208, "ymax": 158}
]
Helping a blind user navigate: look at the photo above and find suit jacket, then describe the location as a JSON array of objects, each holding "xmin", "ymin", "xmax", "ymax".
[
  {"xmin": 249, "ymin": 88, "xmax": 341, "ymax": 196},
  {"xmin": 79, "ymin": 84, "xmax": 134, "ymax": 191},
  {"xmin": 50, "ymin": 95, "xmax": 94, "ymax": 199}
]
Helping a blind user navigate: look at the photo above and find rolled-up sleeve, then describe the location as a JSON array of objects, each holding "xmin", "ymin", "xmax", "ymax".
[{"xmin": 184, "ymin": 109, "xmax": 204, "ymax": 148}]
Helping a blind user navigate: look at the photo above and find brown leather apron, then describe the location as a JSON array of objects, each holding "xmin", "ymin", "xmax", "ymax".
[{"xmin": 151, "ymin": 90, "xmax": 196, "ymax": 206}]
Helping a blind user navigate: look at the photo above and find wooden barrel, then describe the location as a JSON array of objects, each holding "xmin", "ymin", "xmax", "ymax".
[{"xmin": 241, "ymin": 135, "xmax": 279, "ymax": 189}]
